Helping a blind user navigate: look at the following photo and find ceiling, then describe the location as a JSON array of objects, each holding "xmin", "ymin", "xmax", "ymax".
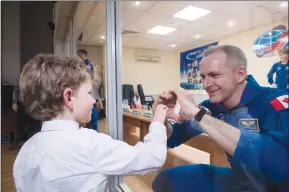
[
  {"xmin": 78, "ymin": 1, "xmax": 288, "ymax": 52},
  {"xmin": 54, "ymin": 1, "xmax": 77, "ymax": 41}
]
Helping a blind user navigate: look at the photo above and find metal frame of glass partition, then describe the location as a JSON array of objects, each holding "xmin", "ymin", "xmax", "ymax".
[
  {"xmin": 106, "ymin": 0, "xmax": 124, "ymax": 191},
  {"xmin": 61, "ymin": 1, "xmax": 78, "ymax": 57},
  {"xmin": 64, "ymin": 0, "xmax": 124, "ymax": 190}
]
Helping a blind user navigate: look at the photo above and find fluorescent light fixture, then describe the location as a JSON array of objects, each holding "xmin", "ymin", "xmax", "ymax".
[
  {"xmin": 135, "ymin": 1, "xmax": 140, "ymax": 6},
  {"xmin": 147, "ymin": 25, "xmax": 176, "ymax": 35},
  {"xmin": 195, "ymin": 34, "xmax": 203, "ymax": 39},
  {"xmin": 280, "ymin": 2, "xmax": 288, "ymax": 7},
  {"xmin": 170, "ymin": 44, "xmax": 176, "ymax": 48},
  {"xmin": 173, "ymin": 6, "xmax": 211, "ymax": 21},
  {"xmin": 228, "ymin": 21, "xmax": 236, "ymax": 27},
  {"xmin": 101, "ymin": 35, "xmax": 106, "ymax": 39}
]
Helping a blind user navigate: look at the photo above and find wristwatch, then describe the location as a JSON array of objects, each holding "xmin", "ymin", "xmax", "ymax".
[{"xmin": 195, "ymin": 105, "xmax": 211, "ymax": 122}]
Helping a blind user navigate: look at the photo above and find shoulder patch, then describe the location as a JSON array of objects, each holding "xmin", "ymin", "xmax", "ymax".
[{"xmin": 270, "ymin": 95, "xmax": 288, "ymax": 111}]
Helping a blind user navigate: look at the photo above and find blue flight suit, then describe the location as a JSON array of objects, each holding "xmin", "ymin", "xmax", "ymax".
[
  {"xmin": 84, "ymin": 59, "xmax": 94, "ymax": 72},
  {"xmin": 267, "ymin": 60, "xmax": 289, "ymax": 90},
  {"xmin": 153, "ymin": 75, "xmax": 288, "ymax": 192}
]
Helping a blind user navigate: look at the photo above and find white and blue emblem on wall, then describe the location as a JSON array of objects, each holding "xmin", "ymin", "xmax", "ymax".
[{"xmin": 252, "ymin": 25, "xmax": 288, "ymax": 57}]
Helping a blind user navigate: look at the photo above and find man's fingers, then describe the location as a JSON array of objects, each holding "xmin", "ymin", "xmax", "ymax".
[
  {"xmin": 177, "ymin": 115, "xmax": 184, "ymax": 123},
  {"xmin": 175, "ymin": 87, "xmax": 186, "ymax": 97},
  {"xmin": 166, "ymin": 109, "xmax": 179, "ymax": 121},
  {"xmin": 168, "ymin": 89, "xmax": 177, "ymax": 97},
  {"xmin": 160, "ymin": 90, "xmax": 177, "ymax": 100},
  {"xmin": 160, "ymin": 90, "xmax": 169, "ymax": 99},
  {"xmin": 166, "ymin": 104, "xmax": 176, "ymax": 109},
  {"xmin": 157, "ymin": 104, "xmax": 167, "ymax": 110},
  {"xmin": 175, "ymin": 87, "xmax": 195, "ymax": 108}
]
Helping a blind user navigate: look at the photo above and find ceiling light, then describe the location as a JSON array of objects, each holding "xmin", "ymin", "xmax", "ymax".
[
  {"xmin": 195, "ymin": 34, "xmax": 203, "ymax": 39},
  {"xmin": 101, "ymin": 35, "xmax": 106, "ymax": 39},
  {"xmin": 280, "ymin": 2, "xmax": 288, "ymax": 7},
  {"xmin": 228, "ymin": 21, "xmax": 236, "ymax": 27},
  {"xmin": 135, "ymin": 1, "xmax": 140, "ymax": 6},
  {"xmin": 170, "ymin": 44, "xmax": 176, "ymax": 48},
  {"xmin": 268, "ymin": 32, "xmax": 272, "ymax": 36},
  {"xmin": 173, "ymin": 6, "xmax": 211, "ymax": 21},
  {"xmin": 147, "ymin": 25, "xmax": 176, "ymax": 35}
]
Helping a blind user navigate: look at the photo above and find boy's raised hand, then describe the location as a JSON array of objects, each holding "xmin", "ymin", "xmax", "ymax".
[
  {"xmin": 152, "ymin": 90, "xmax": 177, "ymax": 114},
  {"xmin": 152, "ymin": 104, "xmax": 169, "ymax": 124}
]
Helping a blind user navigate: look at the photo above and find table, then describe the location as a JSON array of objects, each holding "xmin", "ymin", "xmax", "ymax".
[
  {"xmin": 123, "ymin": 112, "xmax": 151, "ymax": 141},
  {"xmin": 123, "ymin": 113, "xmax": 230, "ymax": 167}
]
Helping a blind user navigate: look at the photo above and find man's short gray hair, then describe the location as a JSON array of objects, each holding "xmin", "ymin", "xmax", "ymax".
[{"xmin": 203, "ymin": 45, "xmax": 247, "ymax": 68}]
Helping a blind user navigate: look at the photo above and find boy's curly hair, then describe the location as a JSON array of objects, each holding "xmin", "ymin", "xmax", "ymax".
[{"xmin": 19, "ymin": 54, "xmax": 91, "ymax": 121}]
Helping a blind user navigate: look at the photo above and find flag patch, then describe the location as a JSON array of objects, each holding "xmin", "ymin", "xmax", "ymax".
[{"xmin": 270, "ymin": 95, "xmax": 288, "ymax": 111}]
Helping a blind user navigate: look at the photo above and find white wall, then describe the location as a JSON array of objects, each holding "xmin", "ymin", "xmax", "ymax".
[
  {"xmin": 1, "ymin": 1, "xmax": 20, "ymax": 84},
  {"xmin": 54, "ymin": 40, "xmax": 65, "ymax": 56},
  {"xmin": 122, "ymin": 48, "xmax": 180, "ymax": 95}
]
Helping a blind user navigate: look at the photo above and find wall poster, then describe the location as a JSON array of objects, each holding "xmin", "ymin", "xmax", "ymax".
[{"xmin": 180, "ymin": 42, "xmax": 218, "ymax": 90}]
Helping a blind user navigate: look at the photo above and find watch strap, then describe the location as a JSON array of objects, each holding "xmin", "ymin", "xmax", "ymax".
[{"xmin": 195, "ymin": 107, "xmax": 208, "ymax": 122}]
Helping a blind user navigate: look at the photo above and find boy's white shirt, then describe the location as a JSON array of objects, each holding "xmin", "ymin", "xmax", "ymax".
[{"xmin": 13, "ymin": 120, "xmax": 167, "ymax": 192}]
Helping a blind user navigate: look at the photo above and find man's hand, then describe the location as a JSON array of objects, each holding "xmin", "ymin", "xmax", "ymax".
[
  {"xmin": 12, "ymin": 103, "xmax": 18, "ymax": 112},
  {"xmin": 166, "ymin": 108, "xmax": 179, "ymax": 121},
  {"xmin": 152, "ymin": 104, "xmax": 168, "ymax": 124},
  {"xmin": 152, "ymin": 91, "xmax": 177, "ymax": 114},
  {"xmin": 271, "ymin": 84, "xmax": 277, "ymax": 88},
  {"xmin": 173, "ymin": 88, "xmax": 200, "ymax": 120}
]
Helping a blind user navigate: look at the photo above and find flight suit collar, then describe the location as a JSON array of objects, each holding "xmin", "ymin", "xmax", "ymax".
[
  {"xmin": 217, "ymin": 75, "xmax": 260, "ymax": 112},
  {"xmin": 277, "ymin": 60, "xmax": 289, "ymax": 67},
  {"xmin": 239, "ymin": 75, "xmax": 260, "ymax": 106}
]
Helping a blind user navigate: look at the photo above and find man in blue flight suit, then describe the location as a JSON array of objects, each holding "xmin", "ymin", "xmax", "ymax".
[
  {"xmin": 152, "ymin": 45, "xmax": 288, "ymax": 192},
  {"xmin": 267, "ymin": 48, "xmax": 289, "ymax": 90}
]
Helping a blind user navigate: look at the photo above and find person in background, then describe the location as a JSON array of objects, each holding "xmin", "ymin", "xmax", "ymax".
[
  {"xmin": 9, "ymin": 77, "xmax": 41, "ymax": 150},
  {"xmin": 77, "ymin": 49, "xmax": 99, "ymax": 131},
  {"xmin": 13, "ymin": 54, "xmax": 168, "ymax": 192},
  {"xmin": 267, "ymin": 48, "xmax": 289, "ymax": 90}
]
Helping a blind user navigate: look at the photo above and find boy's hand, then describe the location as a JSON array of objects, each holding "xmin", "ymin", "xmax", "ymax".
[
  {"xmin": 152, "ymin": 90, "xmax": 177, "ymax": 114},
  {"xmin": 152, "ymin": 104, "xmax": 168, "ymax": 124}
]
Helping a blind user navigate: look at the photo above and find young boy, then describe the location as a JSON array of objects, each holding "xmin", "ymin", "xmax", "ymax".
[{"xmin": 13, "ymin": 54, "xmax": 168, "ymax": 192}]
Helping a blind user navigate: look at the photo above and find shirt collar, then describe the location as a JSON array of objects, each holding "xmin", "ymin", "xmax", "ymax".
[
  {"xmin": 217, "ymin": 75, "xmax": 260, "ymax": 111},
  {"xmin": 41, "ymin": 120, "xmax": 80, "ymax": 132}
]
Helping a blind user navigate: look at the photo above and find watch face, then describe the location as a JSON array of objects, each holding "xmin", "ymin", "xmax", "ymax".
[{"xmin": 199, "ymin": 105, "xmax": 212, "ymax": 115}]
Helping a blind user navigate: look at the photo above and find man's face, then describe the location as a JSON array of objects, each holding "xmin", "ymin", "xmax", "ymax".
[
  {"xmin": 278, "ymin": 52, "xmax": 288, "ymax": 61},
  {"xmin": 77, "ymin": 52, "xmax": 86, "ymax": 61},
  {"xmin": 200, "ymin": 51, "xmax": 239, "ymax": 103}
]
